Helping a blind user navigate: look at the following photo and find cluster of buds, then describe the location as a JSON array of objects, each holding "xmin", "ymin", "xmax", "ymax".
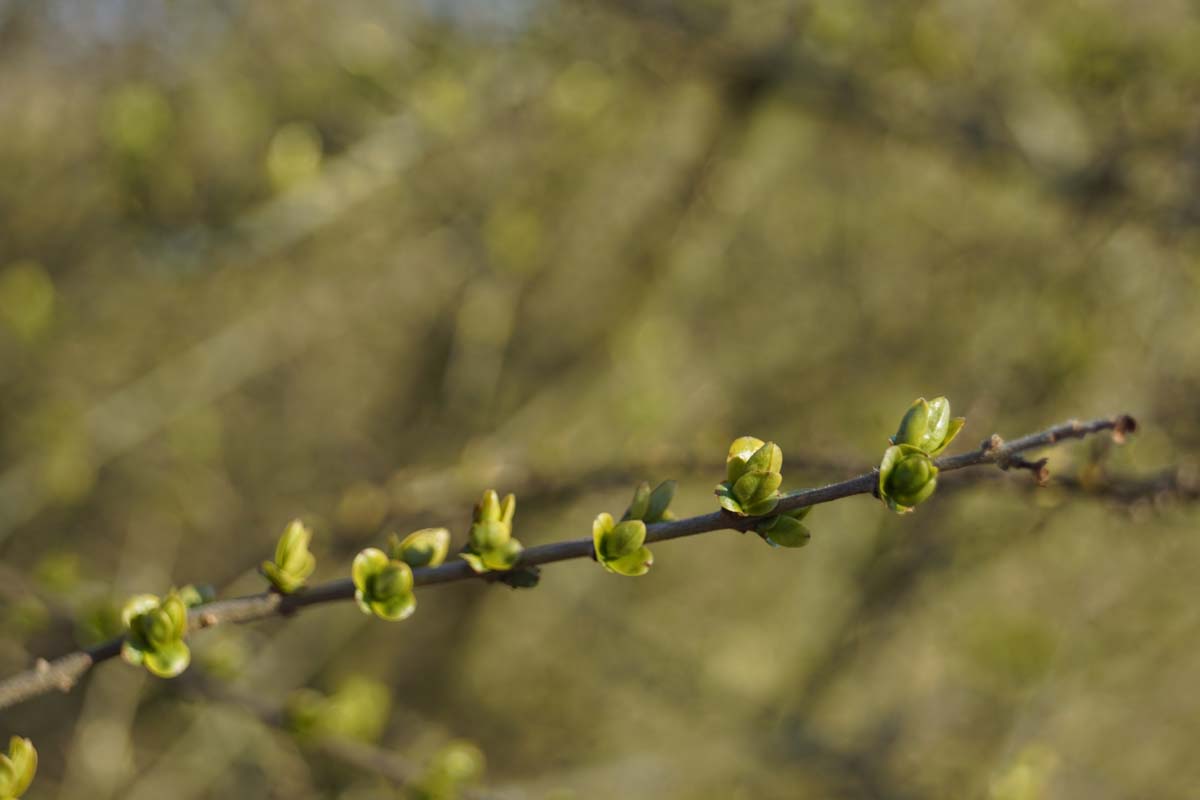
[
  {"xmin": 460, "ymin": 490, "xmax": 523, "ymax": 573},
  {"xmin": 715, "ymin": 437, "xmax": 784, "ymax": 516},
  {"xmin": 878, "ymin": 396, "xmax": 965, "ymax": 513},
  {"xmin": 351, "ymin": 528, "xmax": 448, "ymax": 622},
  {"xmin": 592, "ymin": 480, "xmax": 674, "ymax": 576},
  {"xmin": 120, "ymin": 591, "xmax": 191, "ymax": 678}
]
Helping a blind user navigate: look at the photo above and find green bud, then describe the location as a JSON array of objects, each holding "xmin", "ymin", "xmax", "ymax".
[
  {"xmin": 284, "ymin": 688, "xmax": 327, "ymax": 737},
  {"xmin": 461, "ymin": 490, "xmax": 523, "ymax": 573},
  {"xmin": 716, "ymin": 438, "xmax": 784, "ymax": 516},
  {"xmin": 389, "ymin": 527, "xmax": 451, "ymax": 568},
  {"xmin": 592, "ymin": 512, "xmax": 653, "ymax": 576},
  {"xmin": 878, "ymin": 444, "xmax": 939, "ymax": 513},
  {"xmin": 120, "ymin": 591, "xmax": 191, "ymax": 678},
  {"xmin": 890, "ymin": 396, "xmax": 965, "ymax": 456},
  {"xmin": 622, "ymin": 480, "xmax": 676, "ymax": 524},
  {"xmin": 261, "ymin": 519, "xmax": 317, "ymax": 594},
  {"xmin": 0, "ymin": 736, "xmax": 37, "ymax": 800},
  {"xmin": 352, "ymin": 548, "xmax": 416, "ymax": 621},
  {"xmin": 755, "ymin": 505, "xmax": 813, "ymax": 548}
]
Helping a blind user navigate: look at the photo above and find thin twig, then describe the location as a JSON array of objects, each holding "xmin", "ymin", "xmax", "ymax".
[{"xmin": 0, "ymin": 413, "xmax": 1136, "ymax": 711}]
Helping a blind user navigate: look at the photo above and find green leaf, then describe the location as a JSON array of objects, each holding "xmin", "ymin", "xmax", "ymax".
[
  {"xmin": 120, "ymin": 594, "xmax": 161, "ymax": 628},
  {"xmin": 930, "ymin": 416, "xmax": 966, "ymax": 456},
  {"xmin": 742, "ymin": 496, "xmax": 781, "ymax": 516},
  {"xmin": 476, "ymin": 489, "xmax": 502, "ymax": 522},
  {"xmin": 622, "ymin": 482, "xmax": 651, "ymax": 522},
  {"xmin": 644, "ymin": 480, "xmax": 676, "ymax": 522},
  {"xmin": 459, "ymin": 552, "xmax": 488, "ymax": 574},
  {"xmin": 481, "ymin": 539, "xmax": 523, "ymax": 571},
  {"xmin": 498, "ymin": 493, "xmax": 516, "ymax": 525},
  {"xmin": 161, "ymin": 593, "xmax": 188, "ymax": 637},
  {"xmin": 120, "ymin": 639, "xmax": 146, "ymax": 666},
  {"xmin": 732, "ymin": 470, "xmax": 769, "ymax": 505},
  {"xmin": 261, "ymin": 561, "xmax": 304, "ymax": 594},
  {"xmin": 352, "ymin": 548, "xmax": 389, "ymax": 591},
  {"xmin": 604, "ymin": 545, "xmax": 654, "ymax": 576},
  {"xmin": 391, "ymin": 527, "xmax": 451, "ymax": 568},
  {"xmin": 369, "ymin": 592, "xmax": 417, "ymax": 621},
  {"xmin": 592, "ymin": 512, "xmax": 615, "ymax": 558},
  {"xmin": 606, "ymin": 520, "xmax": 646, "ymax": 559},
  {"xmin": 892, "ymin": 397, "xmax": 930, "ymax": 447},
  {"xmin": 759, "ymin": 515, "xmax": 811, "ymax": 548},
  {"xmin": 275, "ymin": 519, "xmax": 315, "ymax": 574},
  {"xmin": 470, "ymin": 519, "xmax": 509, "ymax": 551},
  {"xmin": 715, "ymin": 484, "xmax": 744, "ymax": 514},
  {"xmin": 747, "ymin": 471, "xmax": 783, "ymax": 503},
  {"xmin": 744, "ymin": 441, "xmax": 782, "ymax": 475},
  {"xmin": 143, "ymin": 639, "xmax": 191, "ymax": 678},
  {"xmin": 726, "ymin": 436, "xmax": 765, "ymax": 483},
  {"xmin": 370, "ymin": 563, "xmax": 414, "ymax": 600},
  {"xmin": 924, "ymin": 397, "xmax": 950, "ymax": 449}
]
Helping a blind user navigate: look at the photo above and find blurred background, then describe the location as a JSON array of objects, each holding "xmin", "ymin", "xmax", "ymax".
[{"xmin": 1, "ymin": 1, "xmax": 1199, "ymax": 797}]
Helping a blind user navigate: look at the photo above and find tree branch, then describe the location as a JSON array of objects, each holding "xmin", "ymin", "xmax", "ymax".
[{"xmin": 0, "ymin": 413, "xmax": 1136, "ymax": 711}]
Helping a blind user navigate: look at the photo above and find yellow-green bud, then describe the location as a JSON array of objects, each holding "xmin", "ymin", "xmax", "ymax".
[
  {"xmin": 0, "ymin": 736, "xmax": 37, "ymax": 800},
  {"xmin": 261, "ymin": 519, "xmax": 317, "ymax": 594},
  {"xmin": 891, "ymin": 396, "xmax": 965, "ymax": 456},
  {"xmin": 120, "ymin": 591, "xmax": 191, "ymax": 678},
  {"xmin": 352, "ymin": 548, "xmax": 416, "ymax": 621},
  {"xmin": 879, "ymin": 444, "xmax": 939, "ymax": 513},
  {"xmin": 592, "ymin": 512, "xmax": 653, "ymax": 576},
  {"xmin": 717, "ymin": 437, "xmax": 784, "ymax": 516},
  {"xmin": 388, "ymin": 527, "xmax": 451, "ymax": 568}
]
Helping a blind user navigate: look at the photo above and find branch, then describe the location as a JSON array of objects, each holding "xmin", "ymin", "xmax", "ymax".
[{"xmin": 0, "ymin": 413, "xmax": 1136, "ymax": 711}]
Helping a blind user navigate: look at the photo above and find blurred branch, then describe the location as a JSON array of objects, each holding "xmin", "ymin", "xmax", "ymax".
[
  {"xmin": 0, "ymin": 413, "xmax": 1136, "ymax": 711},
  {"xmin": 183, "ymin": 675, "xmax": 498, "ymax": 800},
  {"xmin": 583, "ymin": 0, "xmax": 1187, "ymax": 236}
]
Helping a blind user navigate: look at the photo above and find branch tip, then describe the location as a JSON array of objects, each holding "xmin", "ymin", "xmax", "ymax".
[{"xmin": 1112, "ymin": 414, "xmax": 1137, "ymax": 444}]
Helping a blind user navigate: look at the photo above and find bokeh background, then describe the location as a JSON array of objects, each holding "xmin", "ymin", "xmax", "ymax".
[{"xmin": 2, "ymin": 1, "xmax": 1199, "ymax": 798}]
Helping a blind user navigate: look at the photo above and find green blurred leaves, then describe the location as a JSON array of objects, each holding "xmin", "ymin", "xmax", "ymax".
[
  {"xmin": 120, "ymin": 591, "xmax": 191, "ymax": 678},
  {"xmin": 0, "ymin": 736, "xmax": 36, "ymax": 800},
  {"xmin": 286, "ymin": 676, "xmax": 393, "ymax": 743},
  {"xmin": 261, "ymin": 519, "xmax": 317, "ymax": 594},
  {"xmin": 410, "ymin": 740, "xmax": 486, "ymax": 800},
  {"xmin": 460, "ymin": 490, "xmax": 523, "ymax": 573}
]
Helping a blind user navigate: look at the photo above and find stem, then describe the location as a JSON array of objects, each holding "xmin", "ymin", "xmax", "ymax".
[{"xmin": 0, "ymin": 413, "xmax": 1136, "ymax": 711}]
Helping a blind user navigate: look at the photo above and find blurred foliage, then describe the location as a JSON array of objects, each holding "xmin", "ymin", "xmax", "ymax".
[{"xmin": 1, "ymin": 0, "xmax": 1199, "ymax": 797}]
